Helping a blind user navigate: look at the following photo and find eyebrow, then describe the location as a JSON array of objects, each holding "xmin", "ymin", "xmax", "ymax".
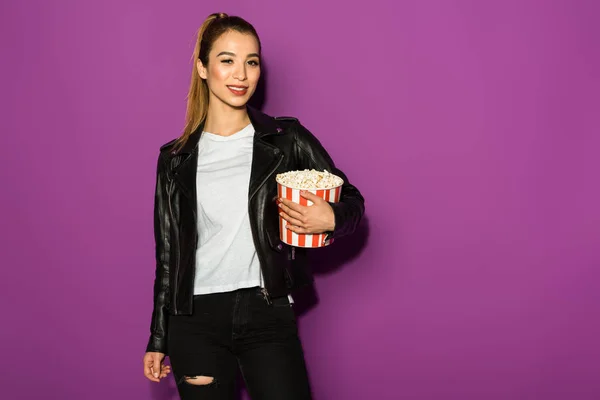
[{"xmin": 216, "ymin": 51, "xmax": 260, "ymax": 59}]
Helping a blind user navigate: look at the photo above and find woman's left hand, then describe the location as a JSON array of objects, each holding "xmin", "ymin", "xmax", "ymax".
[{"xmin": 278, "ymin": 191, "xmax": 335, "ymax": 234}]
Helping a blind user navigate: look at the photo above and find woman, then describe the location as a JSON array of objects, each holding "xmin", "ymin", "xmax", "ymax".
[{"xmin": 142, "ymin": 12, "xmax": 365, "ymax": 399}]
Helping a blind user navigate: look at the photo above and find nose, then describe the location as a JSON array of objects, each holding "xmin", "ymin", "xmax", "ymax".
[{"xmin": 233, "ymin": 64, "xmax": 247, "ymax": 81}]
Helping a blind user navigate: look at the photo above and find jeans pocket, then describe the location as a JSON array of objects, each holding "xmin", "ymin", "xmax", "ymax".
[{"xmin": 272, "ymin": 298, "xmax": 296, "ymax": 327}]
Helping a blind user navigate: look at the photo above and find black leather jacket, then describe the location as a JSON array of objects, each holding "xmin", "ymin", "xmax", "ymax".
[{"xmin": 146, "ymin": 107, "xmax": 365, "ymax": 354}]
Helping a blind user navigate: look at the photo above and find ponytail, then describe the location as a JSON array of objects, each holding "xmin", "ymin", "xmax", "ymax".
[{"xmin": 172, "ymin": 13, "xmax": 229, "ymax": 153}]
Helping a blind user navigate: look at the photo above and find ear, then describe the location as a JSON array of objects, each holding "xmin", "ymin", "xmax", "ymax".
[{"xmin": 196, "ymin": 60, "xmax": 207, "ymax": 80}]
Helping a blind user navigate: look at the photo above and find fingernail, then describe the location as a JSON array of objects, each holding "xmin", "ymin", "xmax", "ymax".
[{"xmin": 154, "ymin": 373, "xmax": 159, "ymax": 378}]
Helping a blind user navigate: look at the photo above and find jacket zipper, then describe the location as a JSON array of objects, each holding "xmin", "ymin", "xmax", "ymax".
[
  {"xmin": 170, "ymin": 149, "xmax": 198, "ymax": 314},
  {"xmin": 167, "ymin": 178, "xmax": 180, "ymax": 314},
  {"xmin": 261, "ymin": 287, "xmax": 272, "ymax": 305}
]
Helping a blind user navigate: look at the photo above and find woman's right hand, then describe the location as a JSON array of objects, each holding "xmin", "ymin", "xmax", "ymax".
[{"xmin": 143, "ymin": 351, "xmax": 171, "ymax": 382}]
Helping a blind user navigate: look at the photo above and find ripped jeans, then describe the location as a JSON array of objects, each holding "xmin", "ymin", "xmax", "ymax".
[{"xmin": 167, "ymin": 287, "xmax": 313, "ymax": 400}]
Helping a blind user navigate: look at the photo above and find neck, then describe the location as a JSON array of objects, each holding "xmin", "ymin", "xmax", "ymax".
[{"xmin": 203, "ymin": 102, "xmax": 251, "ymax": 136}]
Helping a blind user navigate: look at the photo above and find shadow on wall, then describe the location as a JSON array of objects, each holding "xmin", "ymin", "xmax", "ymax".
[
  {"xmin": 248, "ymin": 60, "xmax": 267, "ymax": 110},
  {"xmin": 293, "ymin": 214, "xmax": 371, "ymax": 318}
]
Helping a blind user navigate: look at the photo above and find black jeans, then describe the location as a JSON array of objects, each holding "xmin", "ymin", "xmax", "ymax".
[{"xmin": 167, "ymin": 287, "xmax": 313, "ymax": 400}]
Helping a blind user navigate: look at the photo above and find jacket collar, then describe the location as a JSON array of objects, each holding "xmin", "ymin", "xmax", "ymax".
[
  {"xmin": 174, "ymin": 106, "xmax": 279, "ymax": 156},
  {"xmin": 171, "ymin": 106, "xmax": 282, "ymax": 203},
  {"xmin": 248, "ymin": 105, "xmax": 280, "ymax": 139}
]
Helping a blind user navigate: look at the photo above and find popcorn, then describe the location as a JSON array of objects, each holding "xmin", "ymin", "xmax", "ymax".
[
  {"xmin": 276, "ymin": 169, "xmax": 344, "ymax": 190},
  {"xmin": 276, "ymin": 169, "xmax": 343, "ymax": 248}
]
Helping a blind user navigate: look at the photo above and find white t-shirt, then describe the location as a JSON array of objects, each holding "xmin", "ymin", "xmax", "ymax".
[{"xmin": 193, "ymin": 123, "xmax": 263, "ymax": 295}]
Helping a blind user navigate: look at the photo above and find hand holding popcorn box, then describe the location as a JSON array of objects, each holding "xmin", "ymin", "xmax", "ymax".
[{"xmin": 276, "ymin": 169, "xmax": 343, "ymax": 248}]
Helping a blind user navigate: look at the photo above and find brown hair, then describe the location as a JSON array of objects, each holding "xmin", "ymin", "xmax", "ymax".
[{"xmin": 172, "ymin": 13, "xmax": 261, "ymax": 153}]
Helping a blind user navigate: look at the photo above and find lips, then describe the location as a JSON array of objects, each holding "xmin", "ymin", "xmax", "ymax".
[{"xmin": 227, "ymin": 85, "xmax": 248, "ymax": 96}]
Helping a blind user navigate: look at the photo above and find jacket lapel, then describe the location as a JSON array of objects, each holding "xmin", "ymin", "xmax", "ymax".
[
  {"xmin": 247, "ymin": 107, "xmax": 283, "ymax": 199},
  {"xmin": 172, "ymin": 127, "xmax": 202, "ymax": 202},
  {"xmin": 170, "ymin": 107, "xmax": 282, "ymax": 206}
]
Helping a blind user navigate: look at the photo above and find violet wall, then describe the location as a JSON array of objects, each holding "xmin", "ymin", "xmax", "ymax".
[{"xmin": 2, "ymin": 0, "xmax": 599, "ymax": 399}]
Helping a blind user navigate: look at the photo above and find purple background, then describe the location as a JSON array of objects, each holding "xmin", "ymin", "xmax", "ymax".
[{"xmin": 2, "ymin": 0, "xmax": 599, "ymax": 399}]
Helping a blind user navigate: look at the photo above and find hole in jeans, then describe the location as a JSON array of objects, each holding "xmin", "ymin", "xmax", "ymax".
[{"xmin": 180, "ymin": 375, "xmax": 216, "ymax": 386}]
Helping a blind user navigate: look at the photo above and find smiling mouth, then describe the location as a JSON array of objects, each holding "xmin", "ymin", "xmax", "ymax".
[{"xmin": 227, "ymin": 85, "xmax": 248, "ymax": 91}]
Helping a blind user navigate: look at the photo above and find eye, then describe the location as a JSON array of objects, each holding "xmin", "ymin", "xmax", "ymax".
[
  {"xmin": 248, "ymin": 60, "xmax": 260, "ymax": 67},
  {"xmin": 220, "ymin": 59, "xmax": 233, "ymax": 64}
]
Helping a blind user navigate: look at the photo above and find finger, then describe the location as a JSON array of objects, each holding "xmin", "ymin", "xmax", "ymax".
[
  {"xmin": 144, "ymin": 364, "xmax": 160, "ymax": 383},
  {"xmin": 279, "ymin": 198, "xmax": 307, "ymax": 214},
  {"xmin": 144, "ymin": 364, "xmax": 155, "ymax": 382},
  {"xmin": 160, "ymin": 364, "xmax": 172, "ymax": 378},
  {"xmin": 152, "ymin": 356, "xmax": 161, "ymax": 379},
  {"xmin": 159, "ymin": 370, "xmax": 171, "ymax": 378},
  {"xmin": 286, "ymin": 224, "xmax": 310, "ymax": 234},
  {"xmin": 278, "ymin": 200, "xmax": 305, "ymax": 220},
  {"xmin": 145, "ymin": 373, "xmax": 160, "ymax": 382},
  {"xmin": 280, "ymin": 211, "xmax": 305, "ymax": 228},
  {"xmin": 299, "ymin": 190, "xmax": 323, "ymax": 203}
]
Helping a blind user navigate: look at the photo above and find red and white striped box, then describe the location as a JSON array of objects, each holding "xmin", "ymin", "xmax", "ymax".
[{"xmin": 277, "ymin": 183, "xmax": 342, "ymax": 248}]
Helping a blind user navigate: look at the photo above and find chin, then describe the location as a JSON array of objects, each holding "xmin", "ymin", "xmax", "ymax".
[
  {"xmin": 227, "ymin": 99, "xmax": 250, "ymax": 109},
  {"xmin": 225, "ymin": 95, "xmax": 254, "ymax": 109},
  {"xmin": 211, "ymin": 89, "xmax": 255, "ymax": 110}
]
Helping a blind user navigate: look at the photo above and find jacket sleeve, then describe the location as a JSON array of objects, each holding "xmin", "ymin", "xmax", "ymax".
[
  {"xmin": 292, "ymin": 120, "xmax": 365, "ymax": 239},
  {"xmin": 146, "ymin": 152, "xmax": 171, "ymax": 354}
]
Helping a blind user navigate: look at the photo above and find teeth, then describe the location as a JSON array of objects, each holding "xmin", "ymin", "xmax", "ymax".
[{"xmin": 229, "ymin": 86, "xmax": 245, "ymax": 91}]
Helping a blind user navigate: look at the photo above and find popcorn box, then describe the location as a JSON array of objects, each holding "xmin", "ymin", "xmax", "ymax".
[{"xmin": 276, "ymin": 170, "xmax": 343, "ymax": 248}]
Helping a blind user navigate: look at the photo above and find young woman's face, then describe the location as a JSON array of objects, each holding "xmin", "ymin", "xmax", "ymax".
[{"xmin": 197, "ymin": 30, "xmax": 261, "ymax": 110}]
